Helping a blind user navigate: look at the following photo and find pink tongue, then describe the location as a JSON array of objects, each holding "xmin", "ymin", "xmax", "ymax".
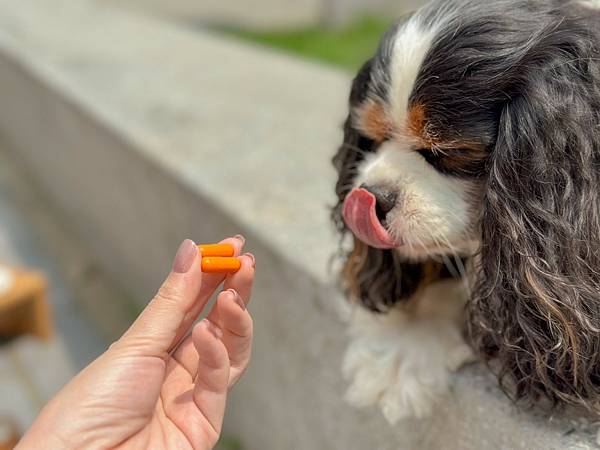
[{"xmin": 343, "ymin": 188, "xmax": 399, "ymax": 249}]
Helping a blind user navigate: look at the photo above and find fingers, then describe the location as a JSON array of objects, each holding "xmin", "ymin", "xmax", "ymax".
[
  {"xmin": 170, "ymin": 236, "xmax": 246, "ymax": 348},
  {"xmin": 170, "ymin": 334, "xmax": 198, "ymax": 377},
  {"xmin": 208, "ymin": 255, "xmax": 255, "ymax": 385},
  {"xmin": 115, "ymin": 235, "xmax": 246, "ymax": 359},
  {"xmin": 207, "ymin": 290, "xmax": 253, "ymax": 385},
  {"xmin": 192, "ymin": 319, "xmax": 230, "ymax": 438},
  {"xmin": 117, "ymin": 239, "xmax": 203, "ymax": 357},
  {"xmin": 172, "ymin": 286, "xmax": 254, "ymax": 384},
  {"xmin": 223, "ymin": 253, "xmax": 255, "ymax": 308}
]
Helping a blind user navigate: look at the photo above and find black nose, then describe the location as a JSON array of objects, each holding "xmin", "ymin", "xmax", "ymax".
[{"xmin": 360, "ymin": 184, "xmax": 397, "ymax": 216}]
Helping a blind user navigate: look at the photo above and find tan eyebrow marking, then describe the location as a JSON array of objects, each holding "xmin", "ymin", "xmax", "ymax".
[
  {"xmin": 407, "ymin": 102, "xmax": 444, "ymax": 149},
  {"xmin": 355, "ymin": 99, "xmax": 394, "ymax": 142},
  {"xmin": 407, "ymin": 102, "xmax": 485, "ymax": 152},
  {"xmin": 407, "ymin": 102, "xmax": 428, "ymax": 143}
]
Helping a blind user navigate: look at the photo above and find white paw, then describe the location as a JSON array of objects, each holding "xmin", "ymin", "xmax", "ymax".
[{"xmin": 343, "ymin": 306, "xmax": 473, "ymax": 424}]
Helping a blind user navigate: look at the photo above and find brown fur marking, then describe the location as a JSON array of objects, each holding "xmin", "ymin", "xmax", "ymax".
[
  {"xmin": 358, "ymin": 100, "xmax": 393, "ymax": 142},
  {"xmin": 407, "ymin": 102, "xmax": 485, "ymax": 152},
  {"xmin": 342, "ymin": 240, "xmax": 370, "ymax": 301},
  {"xmin": 407, "ymin": 102, "xmax": 429, "ymax": 146}
]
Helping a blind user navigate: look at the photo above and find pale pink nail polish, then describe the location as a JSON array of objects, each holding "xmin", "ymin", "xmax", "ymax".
[
  {"xmin": 172, "ymin": 239, "xmax": 197, "ymax": 273},
  {"xmin": 245, "ymin": 253, "xmax": 256, "ymax": 268},
  {"xmin": 227, "ymin": 288, "xmax": 246, "ymax": 310}
]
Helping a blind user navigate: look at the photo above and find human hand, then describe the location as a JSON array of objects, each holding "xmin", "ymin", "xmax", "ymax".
[{"xmin": 17, "ymin": 236, "xmax": 255, "ymax": 450}]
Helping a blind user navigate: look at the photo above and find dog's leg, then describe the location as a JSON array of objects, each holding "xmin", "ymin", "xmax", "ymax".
[{"xmin": 342, "ymin": 279, "xmax": 475, "ymax": 424}]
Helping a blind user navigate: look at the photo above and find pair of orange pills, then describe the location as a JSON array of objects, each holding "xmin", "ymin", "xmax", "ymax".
[{"xmin": 198, "ymin": 243, "xmax": 241, "ymax": 273}]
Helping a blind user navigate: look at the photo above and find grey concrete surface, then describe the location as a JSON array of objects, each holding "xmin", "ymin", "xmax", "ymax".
[
  {"xmin": 324, "ymin": 0, "xmax": 426, "ymax": 25},
  {"xmin": 101, "ymin": 0, "xmax": 324, "ymax": 29},
  {"xmin": 0, "ymin": 147, "xmax": 135, "ymax": 352},
  {"xmin": 0, "ymin": 146, "xmax": 140, "ymax": 343},
  {"xmin": 101, "ymin": 0, "xmax": 426, "ymax": 29},
  {"xmin": 0, "ymin": 0, "xmax": 598, "ymax": 448},
  {"xmin": 0, "ymin": 142, "xmax": 245, "ymax": 450},
  {"xmin": 0, "ymin": 146, "xmax": 111, "ymax": 435}
]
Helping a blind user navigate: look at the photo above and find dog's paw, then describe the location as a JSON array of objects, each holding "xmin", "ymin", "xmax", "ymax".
[{"xmin": 343, "ymin": 307, "xmax": 473, "ymax": 424}]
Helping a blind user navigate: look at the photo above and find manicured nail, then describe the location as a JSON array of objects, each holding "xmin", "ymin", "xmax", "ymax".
[
  {"xmin": 226, "ymin": 288, "xmax": 246, "ymax": 310},
  {"xmin": 203, "ymin": 319, "xmax": 223, "ymax": 339},
  {"xmin": 245, "ymin": 253, "xmax": 255, "ymax": 268},
  {"xmin": 234, "ymin": 234, "xmax": 246, "ymax": 245},
  {"xmin": 172, "ymin": 239, "xmax": 197, "ymax": 273}
]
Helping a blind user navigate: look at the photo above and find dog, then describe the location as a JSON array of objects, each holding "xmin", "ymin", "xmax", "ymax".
[{"xmin": 332, "ymin": 0, "xmax": 600, "ymax": 424}]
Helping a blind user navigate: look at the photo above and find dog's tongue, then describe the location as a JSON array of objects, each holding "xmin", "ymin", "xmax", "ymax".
[{"xmin": 343, "ymin": 188, "xmax": 399, "ymax": 249}]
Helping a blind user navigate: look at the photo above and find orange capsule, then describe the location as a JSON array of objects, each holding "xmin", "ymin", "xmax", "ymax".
[
  {"xmin": 198, "ymin": 243, "xmax": 235, "ymax": 257},
  {"xmin": 201, "ymin": 257, "xmax": 241, "ymax": 274}
]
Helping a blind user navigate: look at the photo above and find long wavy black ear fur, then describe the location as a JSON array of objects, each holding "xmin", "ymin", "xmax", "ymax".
[{"xmin": 469, "ymin": 13, "xmax": 600, "ymax": 409}]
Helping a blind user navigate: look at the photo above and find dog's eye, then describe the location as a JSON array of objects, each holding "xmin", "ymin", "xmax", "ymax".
[
  {"xmin": 349, "ymin": 133, "xmax": 382, "ymax": 160},
  {"xmin": 416, "ymin": 148, "xmax": 486, "ymax": 178},
  {"xmin": 358, "ymin": 134, "xmax": 377, "ymax": 152}
]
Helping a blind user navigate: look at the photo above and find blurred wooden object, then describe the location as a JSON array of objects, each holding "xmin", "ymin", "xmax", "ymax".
[
  {"xmin": 0, "ymin": 417, "xmax": 20, "ymax": 450},
  {"xmin": 0, "ymin": 266, "xmax": 52, "ymax": 341}
]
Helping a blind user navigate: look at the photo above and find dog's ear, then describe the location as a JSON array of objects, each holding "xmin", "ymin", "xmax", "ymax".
[
  {"xmin": 338, "ymin": 237, "xmax": 429, "ymax": 313},
  {"xmin": 469, "ymin": 27, "xmax": 600, "ymax": 408}
]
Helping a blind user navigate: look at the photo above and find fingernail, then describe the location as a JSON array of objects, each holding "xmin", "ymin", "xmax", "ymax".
[
  {"xmin": 226, "ymin": 288, "xmax": 246, "ymax": 310},
  {"xmin": 172, "ymin": 239, "xmax": 197, "ymax": 273},
  {"xmin": 245, "ymin": 253, "xmax": 256, "ymax": 268},
  {"xmin": 203, "ymin": 319, "xmax": 223, "ymax": 339},
  {"xmin": 234, "ymin": 234, "xmax": 246, "ymax": 245}
]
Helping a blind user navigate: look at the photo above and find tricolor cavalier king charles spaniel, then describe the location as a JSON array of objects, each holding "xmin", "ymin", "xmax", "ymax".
[{"xmin": 332, "ymin": 0, "xmax": 600, "ymax": 423}]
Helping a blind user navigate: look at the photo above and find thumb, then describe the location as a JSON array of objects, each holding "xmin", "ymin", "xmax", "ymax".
[{"xmin": 117, "ymin": 239, "xmax": 204, "ymax": 357}]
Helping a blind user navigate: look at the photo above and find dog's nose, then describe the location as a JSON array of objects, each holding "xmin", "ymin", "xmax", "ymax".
[{"xmin": 360, "ymin": 183, "xmax": 398, "ymax": 215}]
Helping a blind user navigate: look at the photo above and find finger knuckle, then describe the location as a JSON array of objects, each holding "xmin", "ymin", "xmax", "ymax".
[
  {"xmin": 155, "ymin": 283, "xmax": 183, "ymax": 305},
  {"xmin": 230, "ymin": 316, "xmax": 253, "ymax": 339}
]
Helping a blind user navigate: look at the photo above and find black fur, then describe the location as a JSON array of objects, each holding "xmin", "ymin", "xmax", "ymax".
[
  {"xmin": 469, "ymin": 1, "xmax": 600, "ymax": 407},
  {"xmin": 333, "ymin": 0, "xmax": 600, "ymax": 410}
]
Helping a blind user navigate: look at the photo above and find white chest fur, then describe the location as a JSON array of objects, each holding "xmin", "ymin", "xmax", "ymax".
[{"xmin": 342, "ymin": 279, "xmax": 475, "ymax": 423}]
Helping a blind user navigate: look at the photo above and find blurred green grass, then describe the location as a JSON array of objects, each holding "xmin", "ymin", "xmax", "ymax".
[
  {"xmin": 215, "ymin": 436, "xmax": 243, "ymax": 450},
  {"xmin": 220, "ymin": 17, "xmax": 393, "ymax": 71}
]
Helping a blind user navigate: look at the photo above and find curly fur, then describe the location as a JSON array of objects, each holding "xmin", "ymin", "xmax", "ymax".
[
  {"xmin": 333, "ymin": 0, "xmax": 600, "ymax": 412},
  {"xmin": 469, "ymin": 6, "xmax": 600, "ymax": 409}
]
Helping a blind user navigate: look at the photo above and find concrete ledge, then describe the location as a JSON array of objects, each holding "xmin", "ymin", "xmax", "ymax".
[
  {"xmin": 100, "ymin": 0, "xmax": 427, "ymax": 29},
  {"xmin": 0, "ymin": 1, "xmax": 596, "ymax": 448},
  {"xmin": 100, "ymin": 0, "xmax": 324, "ymax": 29}
]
